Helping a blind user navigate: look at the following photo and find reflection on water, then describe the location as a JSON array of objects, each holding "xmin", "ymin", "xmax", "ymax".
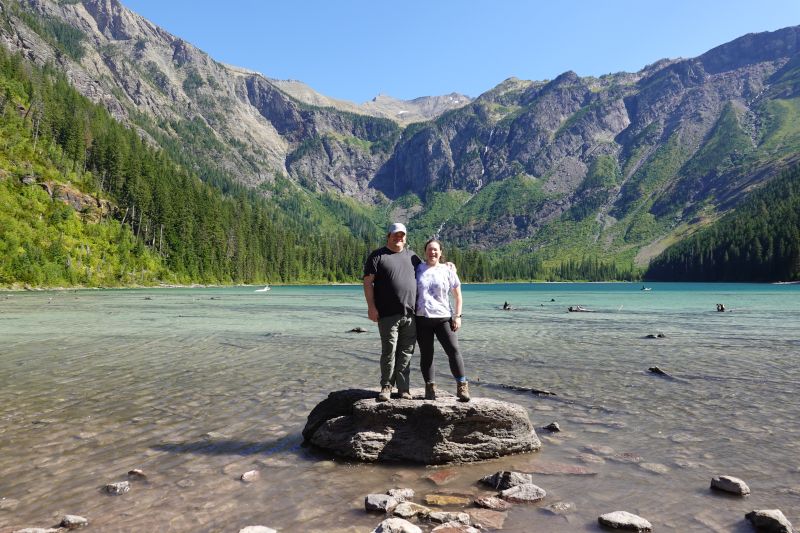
[{"xmin": 1, "ymin": 283, "xmax": 799, "ymax": 532}]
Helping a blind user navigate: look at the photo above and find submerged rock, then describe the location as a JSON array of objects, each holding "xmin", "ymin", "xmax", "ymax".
[
  {"xmin": 59, "ymin": 515, "xmax": 89, "ymax": 529},
  {"xmin": 467, "ymin": 509, "xmax": 507, "ymax": 529},
  {"xmin": 745, "ymin": 509, "xmax": 793, "ymax": 532},
  {"xmin": 424, "ymin": 494, "xmax": 471, "ymax": 506},
  {"xmin": 711, "ymin": 475, "xmax": 751, "ymax": 496},
  {"xmin": 542, "ymin": 501, "xmax": 576, "ymax": 515},
  {"xmin": 542, "ymin": 421, "xmax": 561, "ymax": 432},
  {"xmin": 303, "ymin": 389, "xmax": 541, "ymax": 464},
  {"xmin": 598, "ymin": 511, "xmax": 652, "ymax": 531},
  {"xmin": 474, "ymin": 496, "xmax": 512, "ymax": 511}
]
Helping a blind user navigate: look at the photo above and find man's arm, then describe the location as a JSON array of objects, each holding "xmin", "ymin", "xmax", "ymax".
[{"xmin": 363, "ymin": 274, "xmax": 379, "ymax": 322}]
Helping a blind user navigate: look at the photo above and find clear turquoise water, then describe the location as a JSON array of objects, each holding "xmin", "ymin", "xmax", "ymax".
[{"xmin": 0, "ymin": 283, "xmax": 798, "ymax": 532}]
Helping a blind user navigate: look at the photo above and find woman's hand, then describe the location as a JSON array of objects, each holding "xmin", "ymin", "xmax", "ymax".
[{"xmin": 450, "ymin": 316, "xmax": 461, "ymax": 332}]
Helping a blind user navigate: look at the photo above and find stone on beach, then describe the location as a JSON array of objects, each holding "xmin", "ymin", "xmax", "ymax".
[
  {"xmin": 365, "ymin": 494, "xmax": 399, "ymax": 513},
  {"xmin": 387, "ymin": 488, "xmax": 415, "ymax": 502},
  {"xmin": 238, "ymin": 527, "xmax": 277, "ymax": 533},
  {"xmin": 59, "ymin": 515, "xmax": 89, "ymax": 529},
  {"xmin": 710, "ymin": 475, "xmax": 751, "ymax": 496},
  {"xmin": 745, "ymin": 509, "xmax": 793, "ymax": 532},
  {"xmin": 303, "ymin": 389, "xmax": 541, "ymax": 464},
  {"xmin": 499, "ymin": 483, "xmax": 547, "ymax": 503},
  {"xmin": 598, "ymin": 511, "xmax": 653, "ymax": 531},
  {"xmin": 371, "ymin": 517, "xmax": 422, "ymax": 533},
  {"xmin": 392, "ymin": 501, "xmax": 431, "ymax": 519},
  {"xmin": 479, "ymin": 471, "xmax": 533, "ymax": 490},
  {"xmin": 428, "ymin": 511, "xmax": 470, "ymax": 524}
]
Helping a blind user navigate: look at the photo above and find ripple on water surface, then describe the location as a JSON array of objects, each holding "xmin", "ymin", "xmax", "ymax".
[{"xmin": 0, "ymin": 283, "xmax": 798, "ymax": 531}]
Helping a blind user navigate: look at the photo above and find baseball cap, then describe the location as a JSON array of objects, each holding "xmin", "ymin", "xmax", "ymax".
[{"xmin": 387, "ymin": 222, "xmax": 407, "ymax": 235}]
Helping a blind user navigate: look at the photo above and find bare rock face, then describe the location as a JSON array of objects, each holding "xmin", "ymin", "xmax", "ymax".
[{"xmin": 303, "ymin": 389, "xmax": 541, "ymax": 464}]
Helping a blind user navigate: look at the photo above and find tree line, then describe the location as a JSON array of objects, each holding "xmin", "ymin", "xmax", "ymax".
[
  {"xmin": 0, "ymin": 41, "xmax": 640, "ymax": 287},
  {"xmin": 646, "ymin": 165, "xmax": 800, "ymax": 282}
]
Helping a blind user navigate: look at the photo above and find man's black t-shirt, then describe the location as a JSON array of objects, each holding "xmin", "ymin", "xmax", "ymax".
[{"xmin": 364, "ymin": 247, "xmax": 421, "ymax": 318}]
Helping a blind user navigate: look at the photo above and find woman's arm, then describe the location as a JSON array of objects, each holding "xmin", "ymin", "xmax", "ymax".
[{"xmin": 451, "ymin": 285, "xmax": 463, "ymax": 332}]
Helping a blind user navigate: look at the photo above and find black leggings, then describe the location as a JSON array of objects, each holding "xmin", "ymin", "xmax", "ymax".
[{"xmin": 416, "ymin": 316, "xmax": 465, "ymax": 383}]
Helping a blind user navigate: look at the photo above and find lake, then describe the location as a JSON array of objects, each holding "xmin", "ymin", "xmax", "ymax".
[{"xmin": 0, "ymin": 283, "xmax": 798, "ymax": 532}]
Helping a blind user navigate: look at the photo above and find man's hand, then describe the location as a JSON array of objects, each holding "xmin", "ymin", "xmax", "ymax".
[
  {"xmin": 367, "ymin": 306, "xmax": 379, "ymax": 322},
  {"xmin": 363, "ymin": 274, "xmax": 379, "ymax": 322}
]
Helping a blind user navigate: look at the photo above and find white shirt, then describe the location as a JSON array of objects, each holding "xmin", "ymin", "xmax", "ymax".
[{"xmin": 415, "ymin": 263, "xmax": 461, "ymax": 318}]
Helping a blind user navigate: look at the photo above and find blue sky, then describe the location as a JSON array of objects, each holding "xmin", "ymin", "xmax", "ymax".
[{"xmin": 122, "ymin": 0, "xmax": 800, "ymax": 104}]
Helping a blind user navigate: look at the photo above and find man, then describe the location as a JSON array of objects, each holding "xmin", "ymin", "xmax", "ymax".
[{"xmin": 363, "ymin": 222, "xmax": 421, "ymax": 401}]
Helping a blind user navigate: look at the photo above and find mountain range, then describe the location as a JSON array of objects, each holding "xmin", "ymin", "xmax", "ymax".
[{"xmin": 2, "ymin": 0, "xmax": 800, "ymax": 278}]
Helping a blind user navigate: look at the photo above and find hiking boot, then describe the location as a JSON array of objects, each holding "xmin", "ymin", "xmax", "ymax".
[
  {"xmin": 377, "ymin": 385, "xmax": 391, "ymax": 402},
  {"xmin": 456, "ymin": 381, "xmax": 470, "ymax": 402},
  {"xmin": 425, "ymin": 382, "xmax": 436, "ymax": 401},
  {"xmin": 399, "ymin": 391, "xmax": 412, "ymax": 400}
]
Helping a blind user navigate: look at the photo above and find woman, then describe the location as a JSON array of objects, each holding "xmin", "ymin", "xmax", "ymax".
[{"xmin": 415, "ymin": 239, "xmax": 469, "ymax": 402}]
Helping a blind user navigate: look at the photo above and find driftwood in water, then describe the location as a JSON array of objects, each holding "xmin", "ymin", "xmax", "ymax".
[{"xmin": 499, "ymin": 383, "xmax": 557, "ymax": 396}]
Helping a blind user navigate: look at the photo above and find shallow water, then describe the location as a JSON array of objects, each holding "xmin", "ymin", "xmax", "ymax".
[{"xmin": 0, "ymin": 283, "xmax": 798, "ymax": 532}]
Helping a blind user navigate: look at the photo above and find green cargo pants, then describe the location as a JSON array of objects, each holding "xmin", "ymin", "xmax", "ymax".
[{"xmin": 377, "ymin": 313, "xmax": 416, "ymax": 393}]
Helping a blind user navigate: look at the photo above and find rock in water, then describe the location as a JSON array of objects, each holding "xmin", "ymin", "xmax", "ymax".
[
  {"xmin": 598, "ymin": 511, "xmax": 652, "ymax": 531},
  {"xmin": 303, "ymin": 389, "xmax": 541, "ymax": 464},
  {"xmin": 710, "ymin": 475, "xmax": 751, "ymax": 496},
  {"xmin": 479, "ymin": 471, "xmax": 533, "ymax": 490},
  {"xmin": 59, "ymin": 515, "xmax": 89, "ymax": 529},
  {"xmin": 745, "ymin": 509, "xmax": 793, "ymax": 533}
]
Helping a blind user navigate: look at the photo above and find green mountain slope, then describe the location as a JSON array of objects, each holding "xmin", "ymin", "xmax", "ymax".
[
  {"xmin": 645, "ymin": 165, "xmax": 800, "ymax": 281},
  {"xmin": 0, "ymin": 47, "xmax": 381, "ymax": 287}
]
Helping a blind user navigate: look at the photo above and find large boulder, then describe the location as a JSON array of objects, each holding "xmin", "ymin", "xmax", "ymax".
[{"xmin": 302, "ymin": 389, "xmax": 541, "ymax": 464}]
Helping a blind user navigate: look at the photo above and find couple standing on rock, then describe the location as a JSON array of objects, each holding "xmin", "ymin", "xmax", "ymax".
[{"xmin": 363, "ymin": 222, "xmax": 469, "ymax": 403}]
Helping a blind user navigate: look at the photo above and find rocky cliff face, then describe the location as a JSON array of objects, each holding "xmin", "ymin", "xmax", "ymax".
[
  {"xmin": 371, "ymin": 27, "xmax": 800, "ymax": 255},
  {"xmin": 3, "ymin": 0, "xmax": 799, "ymax": 262}
]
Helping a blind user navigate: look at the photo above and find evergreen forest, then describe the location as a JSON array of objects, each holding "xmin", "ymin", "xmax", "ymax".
[
  {"xmin": 646, "ymin": 165, "xmax": 800, "ymax": 282},
  {"xmin": 2, "ymin": 46, "xmax": 627, "ymax": 287}
]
